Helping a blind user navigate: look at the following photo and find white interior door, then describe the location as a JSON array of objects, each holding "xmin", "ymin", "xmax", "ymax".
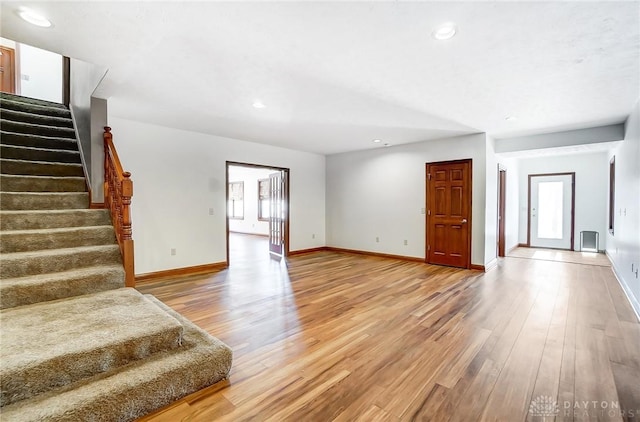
[{"xmin": 530, "ymin": 174, "xmax": 573, "ymax": 249}]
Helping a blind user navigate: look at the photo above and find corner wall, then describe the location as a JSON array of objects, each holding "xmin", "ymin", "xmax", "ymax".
[
  {"xmin": 326, "ymin": 133, "xmax": 488, "ymax": 266},
  {"xmin": 606, "ymin": 100, "xmax": 640, "ymax": 317},
  {"xmin": 108, "ymin": 116, "xmax": 326, "ymax": 275}
]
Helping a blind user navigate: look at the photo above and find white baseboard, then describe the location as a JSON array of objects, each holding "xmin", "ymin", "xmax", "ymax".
[{"xmin": 606, "ymin": 251, "xmax": 640, "ymax": 322}]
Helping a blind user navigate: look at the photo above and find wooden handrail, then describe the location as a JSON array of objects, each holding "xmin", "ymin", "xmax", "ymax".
[{"xmin": 104, "ymin": 127, "xmax": 135, "ymax": 287}]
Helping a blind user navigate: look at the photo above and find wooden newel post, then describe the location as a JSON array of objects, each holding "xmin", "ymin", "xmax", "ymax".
[{"xmin": 121, "ymin": 172, "xmax": 135, "ymax": 287}]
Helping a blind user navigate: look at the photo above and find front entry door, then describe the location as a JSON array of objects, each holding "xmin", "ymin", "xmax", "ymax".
[
  {"xmin": 269, "ymin": 171, "xmax": 285, "ymax": 256},
  {"xmin": 426, "ymin": 159, "xmax": 472, "ymax": 268},
  {"xmin": 529, "ymin": 173, "xmax": 574, "ymax": 250}
]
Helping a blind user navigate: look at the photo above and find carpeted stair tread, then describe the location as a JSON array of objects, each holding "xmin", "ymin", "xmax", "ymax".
[
  {"xmin": 0, "ymin": 144, "xmax": 81, "ymax": 164},
  {"xmin": 0, "ymin": 99, "xmax": 70, "ymax": 118},
  {"xmin": 0, "ymin": 209, "xmax": 111, "ymax": 230},
  {"xmin": 0, "ymin": 264, "xmax": 125, "ymax": 309},
  {"xmin": 0, "ymin": 174, "xmax": 86, "ymax": 192},
  {"xmin": 1, "ymin": 109, "xmax": 73, "ymax": 128},
  {"xmin": 1, "ymin": 192, "xmax": 88, "ymax": 210},
  {"xmin": 0, "ymin": 158, "xmax": 84, "ymax": 177},
  {"xmin": 0, "ymin": 244, "xmax": 122, "ymax": 279},
  {"xmin": 0, "ymin": 296, "xmax": 232, "ymax": 422},
  {"xmin": 0, "ymin": 131, "xmax": 78, "ymax": 151},
  {"xmin": 1, "ymin": 225, "xmax": 116, "ymax": 253},
  {"xmin": 0, "ymin": 119, "xmax": 76, "ymax": 139},
  {"xmin": 0, "ymin": 288, "xmax": 185, "ymax": 406},
  {"xmin": 0, "ymin": 92, "xmax": 67, "ymax": 109}
]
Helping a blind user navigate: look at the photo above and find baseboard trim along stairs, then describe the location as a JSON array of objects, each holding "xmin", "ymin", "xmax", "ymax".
[{"xmin": 0, "ymin": 91, "xmax": 232, "ymax": 421}]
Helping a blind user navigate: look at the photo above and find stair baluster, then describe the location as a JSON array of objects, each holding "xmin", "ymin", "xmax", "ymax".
[{"xmin": 103, "ymin": 126, "xmax": 135, "ymax": 287}]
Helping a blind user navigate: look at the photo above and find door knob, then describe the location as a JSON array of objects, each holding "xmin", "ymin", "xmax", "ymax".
[{"xmin": 461, "ymin": 219, "xmax": 468, "ymax": 224}]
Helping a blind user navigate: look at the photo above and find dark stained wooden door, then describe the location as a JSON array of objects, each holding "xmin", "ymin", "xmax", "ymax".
[
  {"xmin": 0, "ymin": 46, "xmax": 16, "ymax": 94},
  {"xmin": 269, "ymin": 171, "xmax": 284, "ymax": 256},
  {"xmin": 426, "ymin": 159, "xmax": 472, "ymax": 268}
]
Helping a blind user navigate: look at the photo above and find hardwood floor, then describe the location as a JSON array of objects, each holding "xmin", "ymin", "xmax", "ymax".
[
  {"xmin": 508, "ymin": 247, "xmax": 612, "ymax": 267},
  {"xmin": 137, "ymin": 241, "xmax": 640, "ymax": 421}
]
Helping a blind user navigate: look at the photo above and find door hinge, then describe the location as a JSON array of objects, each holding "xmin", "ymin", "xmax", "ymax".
[
  {"xmin": 428, "ymin": 209, "xmax": 431, "ymax": 216},
  {"xmin": 428, "ymin": 173, "xmax": 432, "ymax": 180}
]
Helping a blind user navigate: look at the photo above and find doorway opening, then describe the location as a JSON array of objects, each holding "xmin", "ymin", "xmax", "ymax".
[
  {"xmin": 497, "ymin": 166, "xmax": 506, "ymax": 257},
  {"xmin": 225, "ymin": 162, "xmax": 290, "ymax": 266},
  {"xmin": 527, "ymin": 173, "xmax": 575, "ymax": 250},
  {"xmin": 425, "ymin": 159, "xmax": 472, "ymax": 269}
]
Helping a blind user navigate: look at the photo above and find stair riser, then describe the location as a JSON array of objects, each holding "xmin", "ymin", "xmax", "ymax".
[
  {"xmin": 3, "ymin": 326, "xmax": 182, "ymax": 406},
  {"xmin": 0, "ymin": 92, "xmax": 68, "ymax": 109},
  {"xmin": 1, "ymin": 145, "xmax": 81, "ymax": 164},
  {"xmin": 0, "ymin": 266, "xmax": 124, "ymax": 310},
  {"xmin": 1, "ymin": 110, "xmax": 73, "ymax": 128},
  {"xmin": 0, "ymin": 193, "xmax": 89, "ymax": 210},
  {"xmin": 0, "ymin": 210, "xmax": 111, "ymax": 230},
  {"xmin": 1, "ymin": 132, "xmax": 79, "ymax": 151},
  {"xmin": 0, "ymin": 289, "xmax": 184, "ymax": 406},
  {"xmin": 0, "ymin": 120, "xmax": 76, "ymax": 139},
  {"xmin": 0, "ymin": 246, "xmax": 122, "ymax": 278},
  {"xmin": 1, "ymin": 159, "xmax": 84, "ymax": 177},
  {"xmin": 0, "ymin": 175, "xmax": 86, "ymax": 192},
  {"xmin": 1, "ymin": 227, "xmax": 117, "ymax": 253},
  {"xmin": 0, "ymin": 99, "xmax": 70, "ymax": 118}
]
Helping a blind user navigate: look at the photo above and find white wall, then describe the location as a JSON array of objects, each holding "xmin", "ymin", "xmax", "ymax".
[
  {"xmin": 228, "ymin": 166, "xmax": 273, "ymax": 236},
  {"xmin": 606, "ymin": 101, "xmax": 640, "ymax": 317},
  {"xmin": 109, "ymin": 116, "xmax": 326, "ymax": 274},
  {"xmin": 517, "ymin": 152, "xmax": 609, "ymax": 251},
  {"xmin": 18, "ymin": 43, "xmax": 61, "ymax": 103},
  {"xmin": 326, "ymin": 133, "xmax": 488, "ymax": 266},
  {"xmin": 69, "ymin": 58, "xmax": 108, "ymax": 201},
  {"xmin": 0, "ymin": 37, "xmax": 16, "ymax": 49}
]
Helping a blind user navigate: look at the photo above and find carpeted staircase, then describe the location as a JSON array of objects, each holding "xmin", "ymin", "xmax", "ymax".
[{"xmin": 0, "ymin": 92, "xmax": 232, "ymax": 421}]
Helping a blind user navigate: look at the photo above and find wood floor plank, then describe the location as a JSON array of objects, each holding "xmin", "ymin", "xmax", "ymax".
[{"xmin": 135, "ymin": 235, "xmax": 640, "ymax": 421}]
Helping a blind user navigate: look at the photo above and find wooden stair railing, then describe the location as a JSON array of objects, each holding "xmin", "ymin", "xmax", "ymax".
[{"xmin": 103, "ymin": 127, "xmax": 135, "ymax": 287}]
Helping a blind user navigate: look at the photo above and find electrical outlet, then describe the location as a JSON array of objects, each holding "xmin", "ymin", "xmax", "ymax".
[
  {"xmin": 21, "ymin": 74, "xmax": 30, "ymax": 81},
  {"xmin": 375, "ymin": 237, "xmax": 380, "ymax": 243},
  {"xmin": 171, "ymin": 248, "xmax": 176, "ymax": 256},
  {"xmin": 404, "ymin": 240, "xmax": 408, "ymax": 246},
  {"xmin": 312, "ymin": 234, "xmax": 316, "ymax": 239},
  {"xmin": 209, "ymin": 208, "xmax": 214, "ymax": 215}
]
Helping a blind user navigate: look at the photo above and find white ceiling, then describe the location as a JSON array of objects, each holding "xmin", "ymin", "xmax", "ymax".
[{"xmin": 1, "ymin": 1, "xmax": 638, "ymax": 155}]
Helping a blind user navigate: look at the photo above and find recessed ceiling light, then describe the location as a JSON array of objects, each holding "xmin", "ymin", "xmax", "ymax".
[
  {"xmin": 17, "ymin": 8, "xmax": 52, "ymax": 28},
  {"xmin": 252, "ymin": 101, "xmax": 266, "ymax": 109},
  {"xmin": 432, "ymin": 22, "xmax": 457, "ymax": 40},
  {"xmin": 373, "ymin": 139, "xmax": 382, "ymax": 143}
]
